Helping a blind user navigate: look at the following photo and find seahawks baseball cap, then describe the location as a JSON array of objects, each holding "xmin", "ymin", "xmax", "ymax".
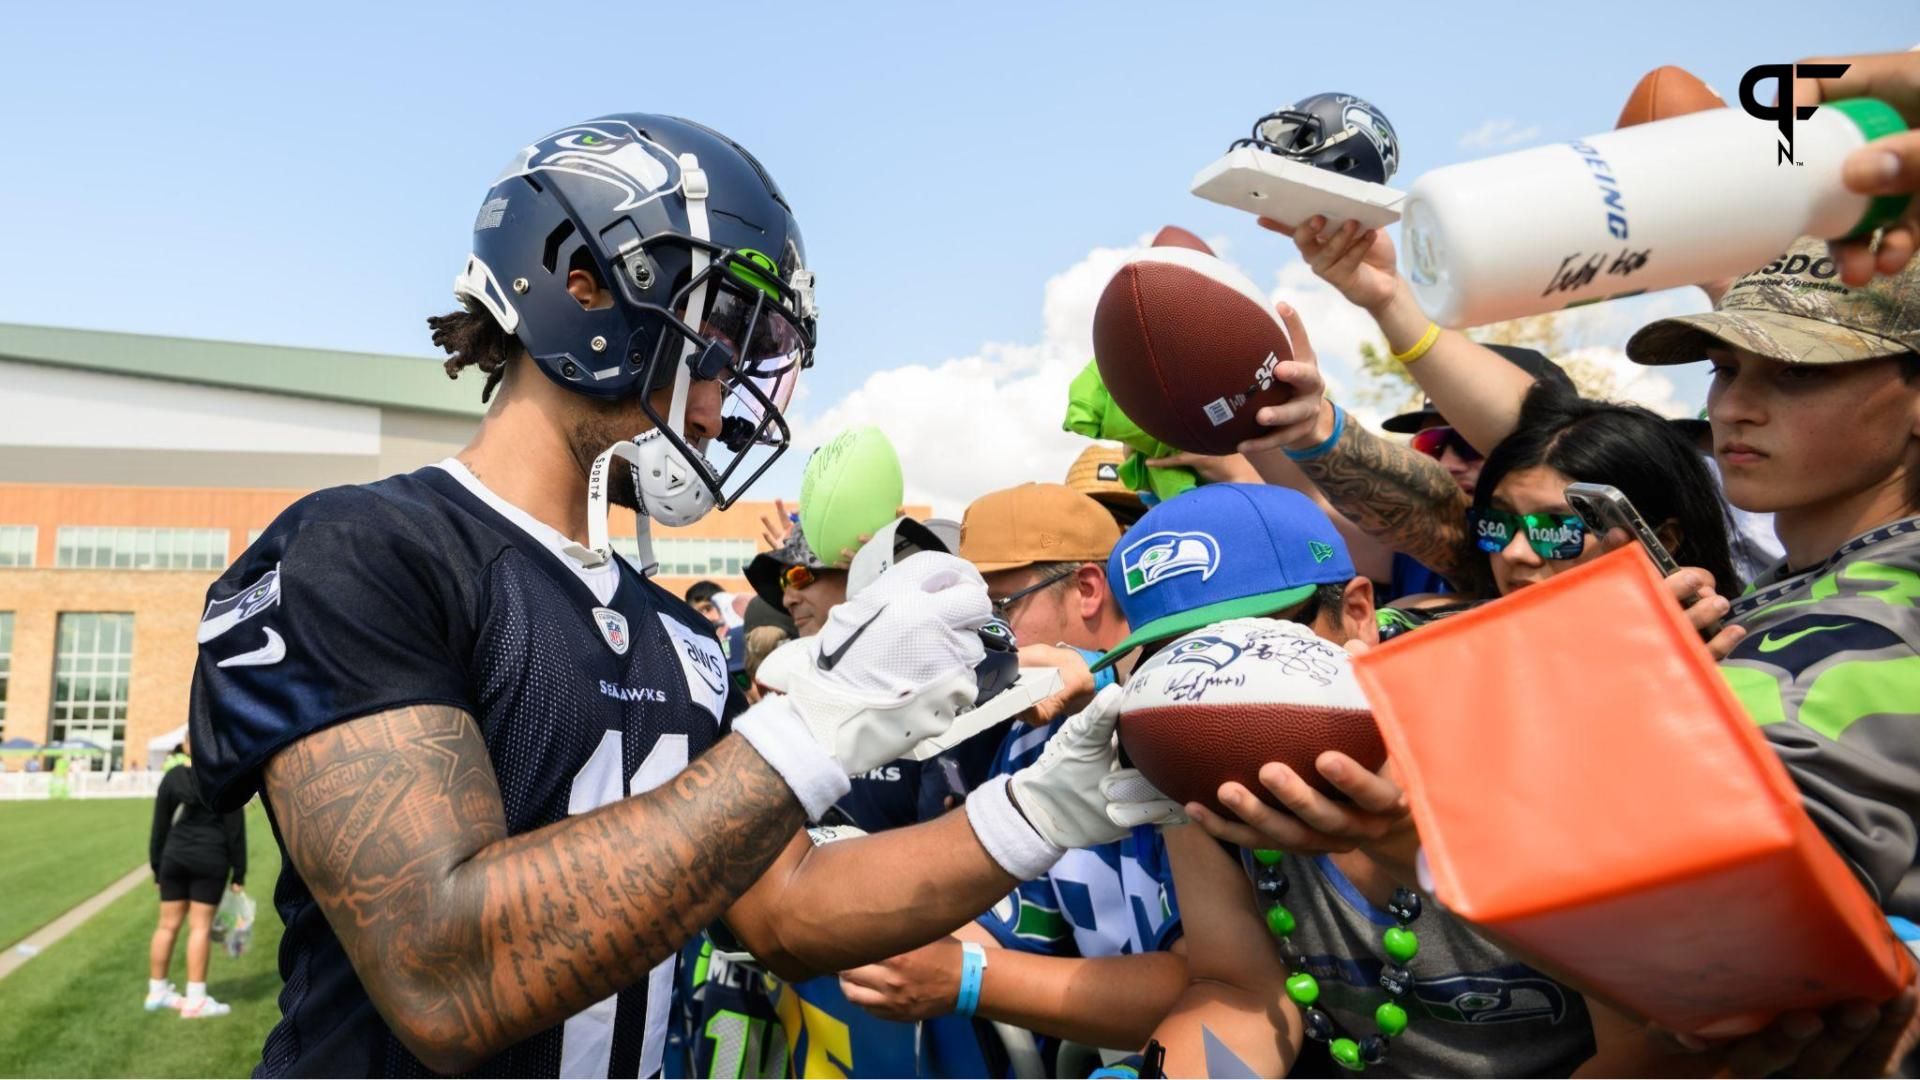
[
  {"xmin": 1091, "ymin": 484, "xmax": 1355, "ymax": 671},
  {"xmin": 1629, "ymin": 236, "xmax": 1920, "ymax": 366},
  {"xmin": 1381, "ymin": 346, "xmax": 1577, "ymax": 433}
]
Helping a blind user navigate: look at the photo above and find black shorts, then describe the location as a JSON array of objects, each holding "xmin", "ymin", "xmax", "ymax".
[{"xmin": 157, "ymin": 862, "xmax": 226, "ymax": 905}]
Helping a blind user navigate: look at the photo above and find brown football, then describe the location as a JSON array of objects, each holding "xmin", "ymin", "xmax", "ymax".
[
  {"xmin": 1151, "ymin": 225, "xmax": 1214, "ymax": 254},
  {"xmin": 1616, "ymin": 65, "xmax": 1726, "ymax": 129},
  {"xmin": 1118, "ymin": 620, "xmax": 1385, "ymax": 819},
  {"xmin": 1092, "ymin": 247, "xmax": 1293, "ymax": 456}
]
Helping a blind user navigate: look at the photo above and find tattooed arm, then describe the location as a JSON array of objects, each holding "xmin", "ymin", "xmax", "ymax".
[
  {"xmin": 1249, "ymin": 401, "xmax": 1474, "ymax": 582},
  {"xmin": 263, "ymin": 706, "xmax": 806, "ymax": 1074},
  {"xmin": 720, "ymin": 805, "xmax": 1020, "ymax": 980}
]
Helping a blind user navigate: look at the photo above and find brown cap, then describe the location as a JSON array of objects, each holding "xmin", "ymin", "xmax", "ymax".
[
  {"xmin": 959, "ymin": 482, "xmax": 1122, "ymax": 573},
  {"xmin": 1629, "ymin": 236, "xmax": 1920, "ymax": 367}
]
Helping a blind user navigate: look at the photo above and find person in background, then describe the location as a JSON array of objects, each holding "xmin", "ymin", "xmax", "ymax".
[
  {"xmin": 1377, "ymin": 345, "xmax": 1576, "ymax": 600},
  {"xmin": 835, "ymin": 483, "xmax": 1187, "ymax": 1077},
  {"xmin": 745, "ymin": 530, "xmax": 845, "ymax": 638},
  {"xmin": 1065, "ymin": 443, "xmax": 1149, "ymax": 529},
  {"xmin": 1671, "ymin": 411, "xmax": 1785, "ymax": 584},
  {"xmin": 147, "ymin": 738, "xmax": 246, "ymax": 1019},
  {"xmin": 683, "ymin": 579, "xmax": 728, "ymax": 640}
]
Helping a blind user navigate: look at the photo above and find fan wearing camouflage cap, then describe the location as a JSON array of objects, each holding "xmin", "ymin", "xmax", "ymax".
[{"xmin": 1627, "ymin": 238, "xmax": 1920, "ymax": 928}]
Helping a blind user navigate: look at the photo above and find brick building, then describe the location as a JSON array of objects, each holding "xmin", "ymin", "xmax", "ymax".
[{"xmin": 0, "ymin": 323, "xmax": 821, "ymax": 767}]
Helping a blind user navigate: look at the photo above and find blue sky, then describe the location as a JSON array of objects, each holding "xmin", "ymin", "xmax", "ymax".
[{"xmin": 3, "ymin": 2, "xmax": 1914, "ymax": 507}]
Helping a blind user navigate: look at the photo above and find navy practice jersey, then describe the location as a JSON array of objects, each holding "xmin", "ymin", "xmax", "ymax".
[{"xmin": 189, "ymin": 464, "xmax": 736, "ymax": 1079}]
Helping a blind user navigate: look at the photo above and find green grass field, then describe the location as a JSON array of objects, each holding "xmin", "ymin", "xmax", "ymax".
[
  {"xmin": 0, "ymin": 801, "xmax": 284, "ymax": 1078},
  {"xmin": 0, "ymin": 800, "xmax": 156, "ymax": 950}
]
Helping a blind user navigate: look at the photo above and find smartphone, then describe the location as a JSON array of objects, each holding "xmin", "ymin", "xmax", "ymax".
[
  {"xmin": 1565, "ymin": 482, "xmax": 1721, "ymax": 636},
  {"xmin": 1563, "ymin": 482, "xmax": 1681, "ymax": 577}
]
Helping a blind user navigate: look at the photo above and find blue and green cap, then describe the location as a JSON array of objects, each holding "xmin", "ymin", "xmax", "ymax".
[{"xmin": 1092, "ymin": 484, "xmax": 1355, "ymax": 671}]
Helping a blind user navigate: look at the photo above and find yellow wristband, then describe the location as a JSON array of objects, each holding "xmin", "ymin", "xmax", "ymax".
[{"xmin": 1392, "ymin": 322, "xmax": 1440, "ymax": 365}]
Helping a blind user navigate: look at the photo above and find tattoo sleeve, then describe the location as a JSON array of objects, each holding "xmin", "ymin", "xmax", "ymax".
[
  {"xmin": 263, "ymin": 707, "xmax": 805, "ymax": 1072},
  {"xmin": 1293, "ymin": 419, "xmax": 1475, "ymax": 583}
]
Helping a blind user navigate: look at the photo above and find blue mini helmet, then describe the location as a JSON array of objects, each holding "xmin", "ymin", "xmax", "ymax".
[
  {"xmin": 1239, "ymin": 93, "xmax": 1401, "ymax": 186},
  {"xmin": 455, "ymin": 114, "xmax": 817, "ymax": 513}
]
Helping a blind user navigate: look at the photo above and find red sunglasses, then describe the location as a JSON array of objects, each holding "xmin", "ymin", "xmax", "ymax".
[
  {"xmin": 1410, "ymin": 425, "xmax": 1483, "ymax": 463},
  {"xmin": 780, "ymin": 564, "xmax": 817, "ymax": 591}
]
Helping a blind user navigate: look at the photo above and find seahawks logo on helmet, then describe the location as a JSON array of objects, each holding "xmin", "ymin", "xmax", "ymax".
[
  {"xmin": 1163, "ymin": 635, "xmax": 1242, "ymax": 671},
  {"xmin": 502, "ymin": 121, "xmax": 683, "ymax": 212},
  {"xmin": 1341, "ymin": 101, "xmax": 1399, "ymax": 180},
  {"xmin": 1121, "ymin": 531, "xmax": 1221, "ymax": 595}
]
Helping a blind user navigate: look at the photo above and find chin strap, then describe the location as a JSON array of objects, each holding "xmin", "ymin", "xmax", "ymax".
[{"xmin": 568, "ymin": 439, "xmax": 658, "ymax": 575}]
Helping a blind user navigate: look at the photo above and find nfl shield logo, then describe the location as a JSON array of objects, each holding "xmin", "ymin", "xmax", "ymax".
[{"xmin": 593, "ymin": 607, "xmax": 630, "ymax": 655}]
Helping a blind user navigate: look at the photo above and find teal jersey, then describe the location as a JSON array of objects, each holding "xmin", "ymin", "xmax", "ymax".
[{"xmin": 1723, "ymin": 516, "xmax": 1920, "ymax": 921}]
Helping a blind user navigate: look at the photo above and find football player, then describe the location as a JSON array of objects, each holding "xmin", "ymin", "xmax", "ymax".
[{"xmin": 190, "ymin": 114, "xmax": 1134, "ymax": 1078}]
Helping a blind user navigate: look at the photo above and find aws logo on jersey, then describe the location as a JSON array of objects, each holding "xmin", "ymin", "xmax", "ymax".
[
  {"xmin": 504, "ymin": 121, "xmax": 683, "ymax": 212},
  {"xmin": 592, "ymin": 607, "xmax": 631, "ymax": 655},
  {"xmin": 657, "ymin": 613, "xmax": 729, "ymax": 722},
  {"xmin": 1121, "ymin": 531, "xmax": 1221, "ymax": 595}
]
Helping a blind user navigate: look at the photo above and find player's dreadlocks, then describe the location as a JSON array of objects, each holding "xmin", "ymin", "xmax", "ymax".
[{"xmin": 427, "ymin": 307, "xmax": 518, "ymax": 403}]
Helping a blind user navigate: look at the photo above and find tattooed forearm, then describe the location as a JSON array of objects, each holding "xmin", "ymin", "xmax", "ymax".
[
  {"xmin": 1294, "ymin": 419, "xmax": 1474, "ymax": 582},
  {"xmin": 264, "ymin": 707, "xmax": 804, "ymax": 1073}
]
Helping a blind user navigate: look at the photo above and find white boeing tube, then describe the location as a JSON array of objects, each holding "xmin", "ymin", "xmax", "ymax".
[{"xmin": 1402, "ymin": 100, "xmax": 1908, "ymax": 328}]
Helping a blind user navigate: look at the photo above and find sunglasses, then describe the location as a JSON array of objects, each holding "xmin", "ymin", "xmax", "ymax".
[
  {"xmin": 780, "ymin": 564, "xmax": 817, "ymax": 591},
  {"xmin": 1411, "ymin": 425, "xmax": 1483, "ymax": 463},
  {"xmin": 991, "ymin": 566, "xmax": 1078, "ymax": 619},
  {"xmin": 1468, "ymin": 508, "xmax": 1588, "ymax": 559}
]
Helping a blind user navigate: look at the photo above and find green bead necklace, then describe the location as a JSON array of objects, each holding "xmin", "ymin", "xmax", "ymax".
[{"xmin": 1254, "ymin": 849, "xmax": 1422, "ymax": 1072}]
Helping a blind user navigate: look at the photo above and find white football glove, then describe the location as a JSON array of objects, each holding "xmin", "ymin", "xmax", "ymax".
[
  {"xmin": 735, "ymin": 552, "xmax": 988, "ymax": 820},
  {"xmin": 966, "ymin": 685, "xmax": 1187, "ymax": 880}
]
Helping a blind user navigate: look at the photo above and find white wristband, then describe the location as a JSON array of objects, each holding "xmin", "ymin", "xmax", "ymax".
[
  {"xmin": 965, "ymin": 775, "xmax": 1065, "ymax": 880},
  {"xmin": 732, "ymin": 696, "xmax": 850, "ymax": 822}
]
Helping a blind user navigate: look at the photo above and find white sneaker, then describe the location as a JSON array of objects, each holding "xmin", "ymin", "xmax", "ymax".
[
  {"xmin": 144, "ymin": 983, "xmax": 183, "ymax": 1012},
  {"xmin": 179, "ymin": 995, "xmax": 230, "ymax": 1019}
]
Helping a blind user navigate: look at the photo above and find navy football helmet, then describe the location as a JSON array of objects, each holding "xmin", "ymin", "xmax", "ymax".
[
  {"xmin": 1237, "ymin": 93, "xmax": 1401, "ymax": 185},
  {"xmin": 455, "ymin": 114, "xmax": 816, "ymax": 520}
]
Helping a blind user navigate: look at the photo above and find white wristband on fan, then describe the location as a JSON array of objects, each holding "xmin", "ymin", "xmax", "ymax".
[
  {"xmin": 965, "ymin": 775, "xmax": 1065, "ymax": 880},
  {"xmin": 731, "ymin": 696, "xmax": 851, "ymax": 822}
]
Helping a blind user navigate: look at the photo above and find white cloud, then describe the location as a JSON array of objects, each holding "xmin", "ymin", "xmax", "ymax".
[
  {"xmin": 789, "ymin": 238, "xmax": 1154, "ymax": 518},
  {"xmin": 1457, "ymin": 118, "xmax": 1541, "ymax": 150}
]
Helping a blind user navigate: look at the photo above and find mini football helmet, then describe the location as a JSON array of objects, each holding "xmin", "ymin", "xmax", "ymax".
[{"xmin": 1237, "ymin": 93, "xmax": 1401, "ymax": 185}]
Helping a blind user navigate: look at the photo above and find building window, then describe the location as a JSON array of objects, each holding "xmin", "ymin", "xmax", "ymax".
[
  {"xmin": 0, "ymin": 613, "xmax": 12, "ymax": 729},
  {"xmin": 50, "ymin": 613, "xmax": 133, "ymax": 766},
  {"xmin": 0, "ymin": 526, "xmax": 35, "ymax": 567},
  {"xmin": 620, "ymin": 537, "xmax": 757, "ymax": 578},
  {"xmin": 54, "ymin": 527, "xmax": 229, "ymax": 570}
]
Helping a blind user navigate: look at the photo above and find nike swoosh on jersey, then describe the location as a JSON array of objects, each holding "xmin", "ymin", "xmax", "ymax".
[
  {"xmin": 217, "ymin": 628, "xmax": 286, "ymax": 668},
  {"xmin": 819, "ymin": 607, "xmax": 884, "ymax": 671},
  {"xmin": 1757, "ymin": 623, "xmax": 1851, "ymax": 653}
]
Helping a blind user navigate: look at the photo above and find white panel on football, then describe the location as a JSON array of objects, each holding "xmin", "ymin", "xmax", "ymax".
[
  {"xmin": 0, "ymin": 359, "xmax": 380, "ymax": 455},
  {"xmin": 1191, "ymin": 147, "xmax": 1404, "ymax": 230}
]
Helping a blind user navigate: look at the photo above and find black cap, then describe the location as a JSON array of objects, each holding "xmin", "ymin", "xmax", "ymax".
[
  {"xmin": 1380, "ymin": 346, "xmax": 1577, "ymax": 433},
  {"xmin": 744, "ymin": 530, "xmax": 828, "ymax": 612}
]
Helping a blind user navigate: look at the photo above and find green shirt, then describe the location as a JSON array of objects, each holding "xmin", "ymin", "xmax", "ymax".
[{"xmin": 1723, "ymin": 516, "xmax": 1920, "ymax": 922}]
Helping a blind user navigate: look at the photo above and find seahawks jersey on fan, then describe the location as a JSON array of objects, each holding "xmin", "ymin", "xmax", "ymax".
[
  {"xmin": 1723, "ymin": 516, "xmax": 1920, "ymax": 922},
  {"xmin": 189, "ymin": 462, "xmax": 734, "ymax": 1079},
  {"xmin": 1252, "ymin": 851, "xmax": 1594, "ymax": 1077},
  {"xmin": 977, "ymin": 718, "xmax": 1181, "ymax": 958}
]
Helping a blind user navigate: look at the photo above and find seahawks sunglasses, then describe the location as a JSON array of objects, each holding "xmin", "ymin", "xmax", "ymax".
[{"xmin": 1467, "ymin": 507, "xmax": 1588, "ymax": 559}]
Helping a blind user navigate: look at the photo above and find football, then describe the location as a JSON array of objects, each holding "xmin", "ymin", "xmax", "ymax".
[
  {"xmin": 1118, "ymin": 619, "xmax": 1384, "ymax": 818},
  {"xmin": 1150, "ymin": 224, "xmax": 1214, "ymax": 254},
  {"xmin": 1615, "ymin": 65, "xmax": 1726, "ymax": 128},
  {"xmin": 799, "ymin": 425, "xmax": 904, "ymax": 567},
  {"xmin": 1091, "ymin": 247, "xmax": 1294, "ymax": 455}
]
